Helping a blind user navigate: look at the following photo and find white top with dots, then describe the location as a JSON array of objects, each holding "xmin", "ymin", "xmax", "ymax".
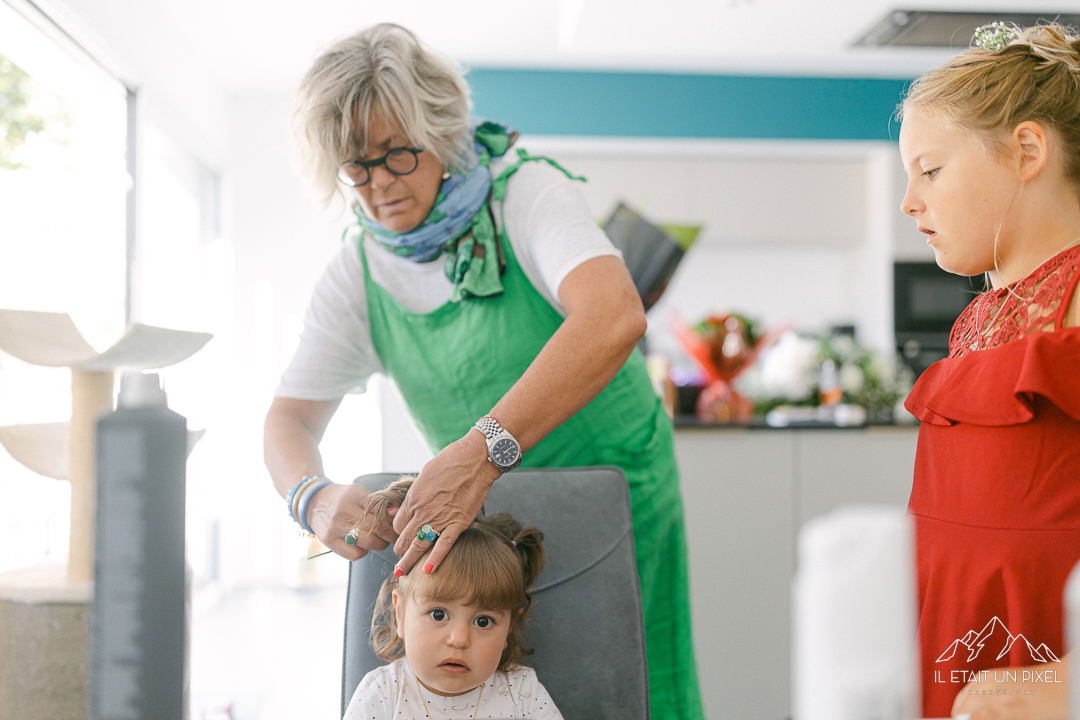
[{"xmin": 343, "ymin": 657, "xmax": 564, "ymax": 720}]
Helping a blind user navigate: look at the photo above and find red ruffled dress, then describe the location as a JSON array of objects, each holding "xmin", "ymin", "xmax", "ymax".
[{"xmin": 905, "ymin": 245, "xmax": 1080, "ymax": 718}]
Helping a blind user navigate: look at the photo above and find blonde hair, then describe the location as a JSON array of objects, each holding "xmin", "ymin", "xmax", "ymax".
[
  {"xmin": 900, "ymin": 23, "xmax": 1080, "ymax": 191},
  {"xmin": 293, "ymin": 23, "xmax": 474, "ymax": 207},
  {"xmin": 361, "ymin": 477, "xmax": 545, "ymax": 671}
]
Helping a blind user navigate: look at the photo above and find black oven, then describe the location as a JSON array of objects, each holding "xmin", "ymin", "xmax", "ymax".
[{"xmin": 894, "ymin": 262, "xmax": 983, "ymax": 376}]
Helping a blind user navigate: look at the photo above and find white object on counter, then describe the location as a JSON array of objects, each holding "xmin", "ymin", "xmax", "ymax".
[
  {"xmin": 1066, "ymin": 560, "xmax": 1080, "ymax": 719},
  {"xmin": 793, "ymin": 505, "xmax": 920, "ymax": 720}
]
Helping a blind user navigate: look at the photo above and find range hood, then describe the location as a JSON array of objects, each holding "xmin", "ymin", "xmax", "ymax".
[{"xmin": 855, "ymin": 10, "xmax": 1080, "ymax": 47}]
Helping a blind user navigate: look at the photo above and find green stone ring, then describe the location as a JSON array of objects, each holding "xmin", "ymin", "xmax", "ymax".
[{"xmin": 417, "ymin": 523, "xmax": 439, "ymax": 542}]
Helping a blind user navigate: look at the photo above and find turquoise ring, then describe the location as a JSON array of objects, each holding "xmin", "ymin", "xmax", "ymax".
[{"xmin": 417, "ymin": 523, "xmax": 439, "ymax": 542}]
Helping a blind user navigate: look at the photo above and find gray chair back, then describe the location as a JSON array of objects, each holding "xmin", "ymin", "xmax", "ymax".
[{"xmin": 341, "ymin": 466, "xmax": 649, "ymax": 720}]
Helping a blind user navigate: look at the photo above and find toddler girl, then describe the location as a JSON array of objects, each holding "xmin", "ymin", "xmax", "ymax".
[
  {"xmin": 899, "ymin": 22, "xmax": 1080, "ymax": 720},
  {"xmin": 343, "ymin": 477, "xmax": 564, "ymax": 719}
]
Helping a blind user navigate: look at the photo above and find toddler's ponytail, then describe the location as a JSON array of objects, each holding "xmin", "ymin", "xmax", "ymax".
[
  {"xmin": 476, "ymin": 513, "xmax": 546, "ymax": 590},
  {"xmin": 510, "ymin": 524, "xmax": 546, "ymax": 592},
  {"xmin": 352, "ymin": 474, "xmax": 412, "ymax": 536}
]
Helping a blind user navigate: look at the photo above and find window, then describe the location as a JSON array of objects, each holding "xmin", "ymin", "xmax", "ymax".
[{"xmin": 0, "ymin": 0, "xmax": 127, "ymax": 573}]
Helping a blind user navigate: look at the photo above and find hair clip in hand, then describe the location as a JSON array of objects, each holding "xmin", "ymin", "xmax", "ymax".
[{"xmin": 974, "ymin": 21, "xmax": 1019, "ymax": 52}]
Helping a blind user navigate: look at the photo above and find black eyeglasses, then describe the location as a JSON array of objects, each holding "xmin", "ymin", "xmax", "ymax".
[{"xmin": 337, "ymin": 146, "xmax": 425, "ymax": 187}]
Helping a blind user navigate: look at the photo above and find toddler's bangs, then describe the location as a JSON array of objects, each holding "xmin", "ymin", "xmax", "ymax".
[{"xmin": 409, "ymin": 527, "xmax": 525, "ymax": 612}]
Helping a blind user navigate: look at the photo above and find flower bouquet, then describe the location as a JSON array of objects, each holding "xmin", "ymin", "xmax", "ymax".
[{"xmin": 673, "ymin": 312, "xmax": 784, "ymax": 423}]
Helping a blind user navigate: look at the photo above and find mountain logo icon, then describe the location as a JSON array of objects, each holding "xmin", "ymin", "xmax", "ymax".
[{"xmin": 936, "ymin": 617, "xmax": 1061, "ymax": 664}]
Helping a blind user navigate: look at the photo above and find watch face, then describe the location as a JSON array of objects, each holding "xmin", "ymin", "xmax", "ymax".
[{"xmin": 491, "ymin": 437, "xmax": 520, "ymax": 467}]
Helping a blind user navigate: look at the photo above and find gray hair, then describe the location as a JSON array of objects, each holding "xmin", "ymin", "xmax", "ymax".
[{"xmin": 293, "ymin": 23, "xmax": 474, "ymax": 207}]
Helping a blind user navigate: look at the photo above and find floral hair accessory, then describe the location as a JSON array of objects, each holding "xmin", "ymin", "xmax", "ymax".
[{"xmin": 973, "ymin": 21, "xmax": 1019, "ymax": 52}]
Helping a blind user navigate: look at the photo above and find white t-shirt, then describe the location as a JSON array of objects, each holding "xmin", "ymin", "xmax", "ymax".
[
  {"xmin": 343, "ymin": 657, "xmax": 564, "ymax": 720},
  {"xmin": 275, "ymin": 158, "xmax": 621, "ymax": 401}
]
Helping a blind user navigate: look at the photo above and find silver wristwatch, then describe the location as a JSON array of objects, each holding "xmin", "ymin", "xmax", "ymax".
[{"xmin": 474, "ymin": 416, "xmax": 522, "ymax": 473}]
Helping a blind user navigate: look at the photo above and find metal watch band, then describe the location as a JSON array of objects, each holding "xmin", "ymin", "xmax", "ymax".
[
  {"xmin": 475, "ymin": 416, "xmax": 505, "ymax": 440},
  {"xmin": 474, "ymin": 416, "xmax": 522, "ymax": 473}
]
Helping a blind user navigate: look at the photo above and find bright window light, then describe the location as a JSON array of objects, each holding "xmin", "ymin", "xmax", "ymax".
[{"xmin": 0, "ymin": 1, "xmax": 127, "ymax": 574}]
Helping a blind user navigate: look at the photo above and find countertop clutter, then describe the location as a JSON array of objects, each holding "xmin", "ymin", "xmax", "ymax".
[{"xmin": 651, "ymin": 315, "xmax": 918, "ymax": 429}]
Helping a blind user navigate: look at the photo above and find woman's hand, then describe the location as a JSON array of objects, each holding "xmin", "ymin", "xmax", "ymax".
[
  {"xmin": 391, "ymin": 429, "xmax": 501, "ymax": 574},
  {"xmin": 951, "ymin": 655, "xmax": 1069, "ymax": 720},
  {"xmin": 307, "ymin": 482, "xmax": 399, "ymax": 561},
  {"xmin": 265, "ymin": 397, "xmax": 397, "ymax": 559}
]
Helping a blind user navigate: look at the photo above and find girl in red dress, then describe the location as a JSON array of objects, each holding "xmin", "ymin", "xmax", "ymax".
[{"xmin": 898, "ymin": 22, "xmax": 1080, "ymax": 720}]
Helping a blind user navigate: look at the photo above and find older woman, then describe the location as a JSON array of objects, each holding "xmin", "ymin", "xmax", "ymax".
[{"xmin": 263, "ymin": 24, "xmax": 703, "ymax": 718}]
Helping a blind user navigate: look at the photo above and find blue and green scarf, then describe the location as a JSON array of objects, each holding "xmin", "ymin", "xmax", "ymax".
[{"xmin": 353, "ymin": 119, "xmax": 518, "ymax": 303}]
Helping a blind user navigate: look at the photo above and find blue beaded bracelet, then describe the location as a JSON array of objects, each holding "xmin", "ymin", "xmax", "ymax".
[
  {"xmin": 298, "ymin": 481, "xmax": 332, "ymax": 535},
  {"xmin": 286, "ymin": 482, "xmax": 305, "ymax": 522},
  {"xmin": 287, "ymin": 475, "xmax": 328, "ymax": 523}
]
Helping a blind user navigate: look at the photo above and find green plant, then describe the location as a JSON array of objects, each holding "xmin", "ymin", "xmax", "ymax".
[
  {"xmin": 0, "ymin": 54, "xmax": 70, "ymax": 169},
  {"xmin": 746, "ymin": 331, "xmax": 914, "ymax": 420},
  {"xmin": 816, "ymin": 333, "xmax": 914, "ymax": 414}
]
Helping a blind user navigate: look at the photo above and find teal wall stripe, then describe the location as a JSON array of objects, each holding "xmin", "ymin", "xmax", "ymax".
[{"xmin": 466, "ymin": 69, "xmax": 912, "ymax": 142}]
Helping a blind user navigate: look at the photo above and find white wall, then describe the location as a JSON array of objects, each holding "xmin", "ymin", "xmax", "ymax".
[
  {"xmin": 45, "ymin": 0, "xmax": 230, "ymax": 167},
  {"xmin": 525, "ymin": 137, "xmax": 926, "ymax": 357},
  {"xmin": 227, "ymin": 91, "xmax": 346, "ymax": 395}
]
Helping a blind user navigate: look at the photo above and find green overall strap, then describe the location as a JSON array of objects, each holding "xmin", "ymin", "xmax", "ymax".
[{"xmin": 491, "ymin": 148, "xmax": 586, "ymax": 246}]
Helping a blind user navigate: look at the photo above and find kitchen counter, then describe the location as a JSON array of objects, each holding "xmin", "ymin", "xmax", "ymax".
[
  {"xmin": 673, "ymin": 414, "xmax": 918, "ymax": 430},
  {"xmin": 675, "ymin": 424, "xmax": 918, "ymax": 720}
]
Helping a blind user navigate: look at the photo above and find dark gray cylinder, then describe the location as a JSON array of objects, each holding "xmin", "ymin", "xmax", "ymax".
[{"xmin": 89, "ymin": 373, "xmax": 187, "ymax": 720}]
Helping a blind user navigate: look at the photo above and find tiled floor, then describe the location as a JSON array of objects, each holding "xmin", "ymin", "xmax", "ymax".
[{"xmin": 190, "ymin": 583, "xmax": 348, "ymax": 720}]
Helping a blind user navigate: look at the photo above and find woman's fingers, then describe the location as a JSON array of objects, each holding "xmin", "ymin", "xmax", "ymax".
[
  {"xmin": 390, "ymin": 496, "xmax": 477, "ymax": 557},
  {"xmin": 325, "ymin": 538, "xmax": 370, "ymax": 562},
  {"xmin": 418, "ymin": 525, "xmax": 461, "ymax": 574},
  {"xmin": 308, "ymin": 483, "xmax": 400, "ymax": 560},
  {"xmin": 395, "ymin": 523, "xmax": 463, "ymax": 576},
  {"xmin": 391, "ymin": 494, "xmax": 419, "ymax": 554},
  {"xmin": 393, "ymin": 508, "xmax": 438, "ymax": 569},
  {"xmin": 324, "ymin": 516, "xmax": 388, "ymax": 561},
  {"xmin": 345, "ymin": 505, "xmax": 398, "ymax": 548},
  {"xmin": 390, "ymin": 431, "xmax": 499, "ymax": 567}
]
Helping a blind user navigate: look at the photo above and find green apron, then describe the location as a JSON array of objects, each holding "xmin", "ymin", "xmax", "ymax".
[{"xmin": 360, "ymin": 178, "xmax": 704, "ymax": 720}]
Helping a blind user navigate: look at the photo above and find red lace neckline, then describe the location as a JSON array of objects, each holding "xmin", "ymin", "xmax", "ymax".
[{"xmin": 949, "ymin": 244, "xmax": 1080, "ymax": 358}]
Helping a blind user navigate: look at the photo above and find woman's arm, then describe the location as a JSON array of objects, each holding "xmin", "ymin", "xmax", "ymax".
[
  {"xmin": 264, "ymin": 397, "xmax": 339, "ymax": 498},
  {"xmin": 264, "ymin": 397, "xmax": 396, "ymax": 560},
  {"xmin": 492, "ymin": 254, "xmax": 647, "ymax": 448},
  {"xmin": 392, "ymin": 254, "xmax": 646, "ymax": 573}
]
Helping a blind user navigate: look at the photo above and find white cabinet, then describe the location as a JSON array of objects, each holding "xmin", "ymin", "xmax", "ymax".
[{"xmin": 674, "ymin": 426, "xmax": 918, "ymax": 720}]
